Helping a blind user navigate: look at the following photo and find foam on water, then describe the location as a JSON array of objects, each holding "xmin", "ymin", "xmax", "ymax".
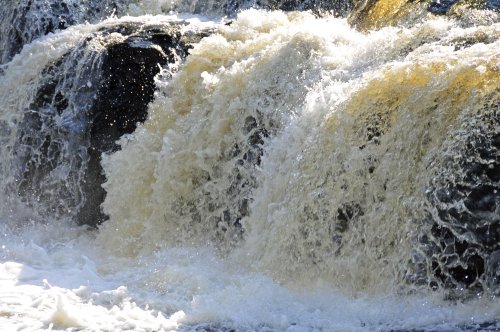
[{"xmin": 2, "ymin": 222, "xmax": 500, "ymax": 331}]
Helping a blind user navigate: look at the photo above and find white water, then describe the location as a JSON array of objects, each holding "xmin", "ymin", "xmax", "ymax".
[
  {"xmin": 1, "ymin": 4, "xmax": 499, "ymax": 332},
  {"xmin": 2, "ymin": 222, "xmax": 500, "ymax": 331}
]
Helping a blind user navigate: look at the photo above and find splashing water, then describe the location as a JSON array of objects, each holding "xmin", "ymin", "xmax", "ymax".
[{"xmin": 0, "ymin": 1, "xmax": 499, "ymax": 331}]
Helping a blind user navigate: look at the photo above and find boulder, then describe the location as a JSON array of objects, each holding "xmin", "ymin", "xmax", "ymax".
[{"xmin": 14, "ymin": 22, "xmax": 210, "ymax": 227}]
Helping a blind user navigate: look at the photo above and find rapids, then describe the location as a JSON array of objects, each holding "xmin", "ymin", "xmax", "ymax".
[{"xmin": 1, "ymin": 0, "xmax": 499, "ymax": 331}]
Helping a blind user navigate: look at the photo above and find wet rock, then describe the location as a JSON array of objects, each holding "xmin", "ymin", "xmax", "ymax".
[
  {"xmin": 14, "ymin": 22, "xmax": 210, "ymax": 227},
  {"xmin": 79, "ymin": 27, "xmax": 183, "ymax": 226},
  {"xmin": 428, "ymin": 0, "xmax": 460, "ymax": 14},
  {"xmin": 83, "ymin": 25, "xmax": 210, "ymax": 227},
  {"xmin": 14, "ymin": 53, "xmax": 98, "ymax": 220}
]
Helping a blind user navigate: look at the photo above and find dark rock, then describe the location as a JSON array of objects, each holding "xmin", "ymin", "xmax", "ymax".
[
  {"xmin": 428, "ymin": 0, "xmax": 459, "ymax": 14},
  {"xmin": 13, "ymin": 22, "xmax": 210, "ymax": 227},
  {"xmin": 13, "ymin": 53, "xmax": 97, "ymax": 220},
  {"xmin": 81, "ymin": 24, "xmax": 208, "ymax": 226},
  {"xmin": 427, "ymin": 0, "xmax": 500, "ymax": 14}
]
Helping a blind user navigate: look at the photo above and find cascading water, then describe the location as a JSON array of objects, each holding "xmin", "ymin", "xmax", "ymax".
[
  {"xmin": 0, "ymin": 0, "xmax": 121, "ymax": 64},
  {"xmin": 0, "ymin": 0, "xmax": 499, "ymax": 331}
]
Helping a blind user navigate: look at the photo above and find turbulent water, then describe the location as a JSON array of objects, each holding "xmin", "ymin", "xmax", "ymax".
[{"xmin": 0, "ymin": 0, "xmax": 499, "ymax": 331}]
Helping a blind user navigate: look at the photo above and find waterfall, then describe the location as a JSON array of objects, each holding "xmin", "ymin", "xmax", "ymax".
[
  {"xmin": 96, "ymin": 9, "xmax": 499, "ymax": 298},
  {"xmin": 0, "ymin": 1, "xmax": 498, "ymax": 331}
]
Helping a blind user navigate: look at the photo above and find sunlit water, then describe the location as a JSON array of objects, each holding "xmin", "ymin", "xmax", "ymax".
[{"xmin": 1, "ymin": 2, "xmax": 499, "ymax": 331}]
